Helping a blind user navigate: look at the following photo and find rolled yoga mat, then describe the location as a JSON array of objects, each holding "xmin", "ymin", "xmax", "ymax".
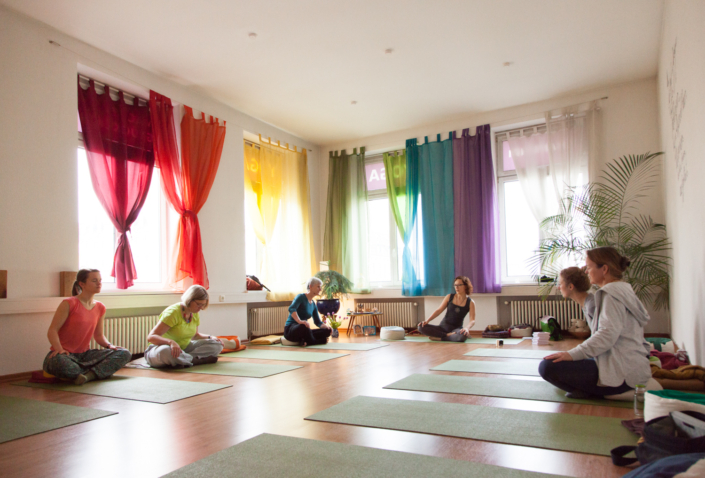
[
  {"xmin": 14, "ymin": 376, "xmax": 231, "ymax": 404},
  {"xmin": 163, "ymin": 433, "xmax": 570, "ymax": 478},
  {"xmin": 465, "ymin": 349, "xmax": 554, "ymax": 359},
  {"xmin": 383, "ymin": 336, "xmax": 523, "ymax": 345},
  {"xmin": 305, "ymin": 396, "xmax": 636, "ymax": 457},
  {"xmin": 431, "ymin": 359, "xmax": 541, "ymax": 376},
  {"xmin": 262, "ymin": 342, "xmax": 389, "ymax": 351},
  {"xmin": 221, "ymin": 349, "xmax": 348, "ymax": 362},
  {"xmin": 173, "ymin": 361, "xmax": 302, "ymax": 378},
  {"xmin": 0, "ymin": 395, "xmax": 116, "ymax": 443},
  {"xmin": 384, "ymin": 374, "xmax": 632, "ymax": 409}
]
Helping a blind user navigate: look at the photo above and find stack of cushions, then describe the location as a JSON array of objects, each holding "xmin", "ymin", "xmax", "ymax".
[
  {"xmin": 219, "ymin": 336, "xmax": 246, "ymax": 353},
  {"xmin": 644, "ymin": 389, "xmax": 705, "ymax": 421},
  {"xmin": 380, "ymin": 326, "xmax": 405, "ymax": 340}
]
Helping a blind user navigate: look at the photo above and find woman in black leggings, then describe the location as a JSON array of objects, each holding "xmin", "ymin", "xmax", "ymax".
[
  {"xmin": 417, "ymin": 276, "xmax": 476, "ymax": 342},
  {"xmin": 283, "ymin": 277, "xmax": 332, "ymax": 346}
]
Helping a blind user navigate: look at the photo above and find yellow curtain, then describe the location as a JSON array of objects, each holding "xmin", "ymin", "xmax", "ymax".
[{"xmin": 243, "ymin": 138, "xmax": 315, "ymax": 301}]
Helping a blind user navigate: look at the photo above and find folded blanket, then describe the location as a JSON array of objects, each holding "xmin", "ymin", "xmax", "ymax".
[
  {"xmin": 650, "ymin": 350, "xmax": 690, "ymax": 370},
  {"xmin": 651, "ymin": 364, "xmax": 705, "ymax": 382},
  {"xmin": 654, "ymin": 378, "xmax": 705, "ymax": 391},
  {"xmin": 249, "ymin": 335, "xmax": 282, "ymax": 345}
]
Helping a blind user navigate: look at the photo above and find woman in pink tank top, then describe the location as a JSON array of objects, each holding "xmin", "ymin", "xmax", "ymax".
[{"xmin": 43, "ymin": 269, "xmax": 132, "ymax": 385}]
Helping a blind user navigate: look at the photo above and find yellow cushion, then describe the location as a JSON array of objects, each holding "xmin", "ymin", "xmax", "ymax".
[{"xmin": 249, "ymin": 335, "xmax": 282, "ymax": 345}]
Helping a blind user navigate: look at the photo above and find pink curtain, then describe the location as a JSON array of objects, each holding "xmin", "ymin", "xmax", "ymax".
[
  {"xmin": 149, "ymin": 92, "xmax": 226, "ymax": 289},
  {"xmin": 77, "ymin": 78, "xmax": 154, "ymax": 289}
]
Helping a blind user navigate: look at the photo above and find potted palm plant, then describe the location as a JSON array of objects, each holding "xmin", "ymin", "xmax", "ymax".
[
  {"xmin": 314, "ymin": 270, "xmax": 354, "ymax": 315},
  {"xmin": 531, "ymin": 152, "xmax": 671, "ymax": 310}
]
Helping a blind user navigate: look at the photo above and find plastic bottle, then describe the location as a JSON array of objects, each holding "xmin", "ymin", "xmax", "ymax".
[{"xmin": 634, "ymin": 384, "xmax": 646, "ymax": 419}]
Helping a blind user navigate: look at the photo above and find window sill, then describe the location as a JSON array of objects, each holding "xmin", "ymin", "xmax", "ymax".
[{"xmin": 0, "ymin": 291, "xmax": 269, "ymax": 316}]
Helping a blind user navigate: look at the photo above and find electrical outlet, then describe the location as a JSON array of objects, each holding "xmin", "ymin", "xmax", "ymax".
[{"xmin": 219, "ymin": 295, "xmax": 225, "ymax": 302}]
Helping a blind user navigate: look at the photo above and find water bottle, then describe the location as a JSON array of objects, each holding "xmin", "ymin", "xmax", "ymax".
[{"xmin": 634, "ymin": 384, "xmax": 646, "ymax": 419}]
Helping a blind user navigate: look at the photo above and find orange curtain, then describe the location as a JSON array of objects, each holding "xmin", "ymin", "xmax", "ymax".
[{"xmin": 172, "ymin": 106, "xmax": 226, "ymax": 289}]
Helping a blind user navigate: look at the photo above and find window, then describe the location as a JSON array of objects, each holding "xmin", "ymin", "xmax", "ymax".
[
  {"xmin": 496, "ymin": 125, "xmax": 546, "ymax": 283},
  {"xmin": 365, "ymin": 156, "xmax": 403, "ymax": 286},
  {"xmin": 77, "ymin": 75, "xmax": 168, "ymax": 290}
]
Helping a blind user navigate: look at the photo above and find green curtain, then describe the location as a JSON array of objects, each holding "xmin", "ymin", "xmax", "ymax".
[
  {"xmin": 383, "ymin": 151, "xmax": 407, "ymax": 238},
  {"xmin": 323, "ymin": 148, "xmax": 370, "ymax": 293}
]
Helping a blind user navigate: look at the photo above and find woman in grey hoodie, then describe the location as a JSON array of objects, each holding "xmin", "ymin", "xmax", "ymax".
[{"xmin": 539, "ymin": 247, "xmax": 652, "ymax": 399}]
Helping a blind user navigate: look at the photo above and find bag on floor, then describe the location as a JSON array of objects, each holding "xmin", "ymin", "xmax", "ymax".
[
  {"xmin": 611, "ymin": 411, "xmax": 705, "ymax": 467},
  {"xmin": 539, "ymin": 316, "xmax": 563, "ymax": 341}
]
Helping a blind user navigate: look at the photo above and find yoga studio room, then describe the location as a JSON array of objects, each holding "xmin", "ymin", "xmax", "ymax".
[{"xmin": 2, "ymin": 1, "xmax": 705, "ymax": 477}]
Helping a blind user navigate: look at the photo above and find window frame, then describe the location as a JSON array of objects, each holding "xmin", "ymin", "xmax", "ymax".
[
  {"xmin": 495, "ymin": 124, "xmax": 546, "ymax": 285},
  {"xmin": 364, "ymin": 153, "xmax": 402, "ymax": 288},
  {"xmin": 77, "ymin": 134, "xmax": 171, "ymax": 293}
]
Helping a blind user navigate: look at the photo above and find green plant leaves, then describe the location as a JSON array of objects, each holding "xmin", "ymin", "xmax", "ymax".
[
  {"xmin": 533, "ymin": 152, "xmax": 671, "ymax": 310},
  {"xmin": 314, "ymin": 270, "xmax": 355, "ymax": 300}
]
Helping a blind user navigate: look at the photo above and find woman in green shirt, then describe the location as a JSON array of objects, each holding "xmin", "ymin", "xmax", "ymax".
[{"xmin": 145, "ymin": 285, "xmax": 223, "ymax": 367}]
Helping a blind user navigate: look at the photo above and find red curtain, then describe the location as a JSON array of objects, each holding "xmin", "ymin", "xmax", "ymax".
[
  {"xmin": 77, "ymin": 78, "xmax": 154, "ymax": 289},
  {"xmin": 149, "ymin": 92, "xmax": 225, "ymax": 289}
]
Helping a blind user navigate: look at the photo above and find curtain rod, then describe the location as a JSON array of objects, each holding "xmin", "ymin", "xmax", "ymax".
[{"xmin": 78, "ymin": 74, "xmax": 147, "ymax": 103}]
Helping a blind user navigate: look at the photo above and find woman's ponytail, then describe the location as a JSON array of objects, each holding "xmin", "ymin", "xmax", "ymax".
[{"xmin": 73, "ymin": 269, "xmax": 100, "ymax": 296}]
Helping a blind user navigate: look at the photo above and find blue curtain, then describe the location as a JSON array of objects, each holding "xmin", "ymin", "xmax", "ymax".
[{"xmin": 402, "ymin": 134, "xmax": 455, "ymax": 296}]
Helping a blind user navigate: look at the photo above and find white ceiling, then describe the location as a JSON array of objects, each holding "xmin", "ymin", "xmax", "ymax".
[{"xmin": 2, "ymin": 0, "xmax": 664, "ymax": 145}]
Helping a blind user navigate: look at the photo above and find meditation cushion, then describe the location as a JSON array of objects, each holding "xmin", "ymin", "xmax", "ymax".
[
  {"xmin": 605, "ymin": 377, "xmax": 662, "ymax": 401},
  {"xmin": 644, "ymin": 389, "xmax": 705, "ymax": 421},
  {"xmin": 250, "ymin": 335, "xmax": 282, "ymax": 345},
  {"xmin": 380, "ymin": 326, "xmax": 405, "ymax": 340},
  {"xmin": 280, "ymin": 336, "xmax": 301, "ymax": 346}
]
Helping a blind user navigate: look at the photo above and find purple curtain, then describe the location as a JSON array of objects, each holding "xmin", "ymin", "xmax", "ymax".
[{"xmin": 453, "ymin": 124, "xmax": 501, "ymax": 293}]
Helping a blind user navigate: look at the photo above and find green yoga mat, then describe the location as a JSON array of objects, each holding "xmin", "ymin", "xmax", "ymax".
[
  {"xmin": 306, "ymin": 396, "xmax": 636, "ymax": 456},
  {"xmin": 221, "ymin": 349, "xmax": 348, "ymax": 362},
  {"xmin": 264, "ymin": 342, "xmax": 389, "ymax": 351},
  {"xmin": 14, "ymin": 376, "xmax": 231, "ymax": 404},
  {"xmin": 431, "ymin": 359, "xmax": 541, "ymax": 376},
  {"xmin": 174, "ymin": 361, "xmax": 301, "ymax": 378},
  {"xmin": 465, "ymin": 349, "xmax": 553, "ymax": 359},
  {"xmin": 384, "ymin": 374, "xmax": 632, "ymax": 409},
  {"xmin": 383, "ymin": 336, "xmax": 523, "ymax": 345},
  {"xmin": 0, "ymin": 395, "xmax": 116, "ymax": 444},
  {"xmin": 163, "ymin": 433, "xmax": 570, "ymax": 478}
]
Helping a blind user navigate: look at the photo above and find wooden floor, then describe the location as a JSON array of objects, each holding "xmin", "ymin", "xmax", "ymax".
[{"xmin": 0, "ymin": 336, "xmax": 636, "ymax": 478}]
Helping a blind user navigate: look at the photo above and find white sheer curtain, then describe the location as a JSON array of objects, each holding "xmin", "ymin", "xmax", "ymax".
[
  {"xmin": 545, "ymin": 100, "xmax": 601, "ymax": 199},
  {"xmin": 507, "ymin": 132, "xmax": 557, "ymax": 224}
]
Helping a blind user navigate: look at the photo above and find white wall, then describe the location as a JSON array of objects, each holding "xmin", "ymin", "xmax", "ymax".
[
  {"xmin": 0, "ymin": 7, "xmax": 321, "ymax": 375},
  {"xmin": 658, "ymin": 1, "xmax": 705, "ymax": 364},
  {"xmin": 320, "ymin": 77, "xmax": 667, "ymax": 332}
]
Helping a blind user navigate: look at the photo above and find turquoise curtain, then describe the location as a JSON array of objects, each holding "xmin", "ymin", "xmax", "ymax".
[
  {"xmin": 323, "ymin": 148, "xmax": 370, "ymax": 293},
  {"xmin": 402, "ymin": 134, "xmax": 455, "ymax": 296}
]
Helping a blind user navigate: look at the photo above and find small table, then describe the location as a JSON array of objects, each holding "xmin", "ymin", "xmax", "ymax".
[{"xmin": 346, "ymin": 312, "xmax": 383, "ymax": 337}]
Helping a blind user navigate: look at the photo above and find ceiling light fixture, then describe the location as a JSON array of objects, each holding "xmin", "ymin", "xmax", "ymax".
[
  {"xmin": 385, "ymin": 48, "xmax": 394, "ymax": 54},
  {"xmin": 503, "ymin": 61, "xmax": 513, "ymax": 67},
  {"xmin": 351, "ymin": 101, "xmax": 357, "ymax": 105},
  {"xmin": 248, "ymin": 32, "xmax": 258, "ymax": 40}
]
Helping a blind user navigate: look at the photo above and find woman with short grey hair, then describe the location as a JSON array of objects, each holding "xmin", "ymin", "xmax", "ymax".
[
  {"xmin": 144, "ymin": 285, "xmax": 223, "ymax": 367},
  {"xmin": 283, "ymin": 277, "xmax": 331, "ymax": 346}
]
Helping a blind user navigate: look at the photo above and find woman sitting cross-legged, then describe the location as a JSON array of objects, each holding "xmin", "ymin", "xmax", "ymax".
[
  {"xmin": 284, "ymin": 277, "xmax": 332, "ymax": 347},
  {"xmin": 417, "ymin": 276, "xmax": 476, "ymax": 342},
  {"xmin": 145, "ymin": 285, "xmax": 223, "ymax": 368},
  {"xmin": 539, "ymin": 247, "xmax": 652, "ymax": 399},
  {"xmin": 44, "ymin": 269, "xmax": 132, "ymax": 385}
]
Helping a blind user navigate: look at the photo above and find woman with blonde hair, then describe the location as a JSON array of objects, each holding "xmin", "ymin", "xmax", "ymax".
[
  {"xmin": 145, "ymin": 285, "xmax": 223, "ymax": 367},
  {"xmin": 418, "ymin": 276, "xmax": 476, "ymax": 342},
  {"xmin": 44, "ymin": 269, "xmax": 132, "ymax": 384},
  {"xmin": 540, "ymin": 247, "xmax": 652, "ymax": 399},
  {"xmin": 283, "ymin": 277, "xmax": 331, "ymax": 347}
]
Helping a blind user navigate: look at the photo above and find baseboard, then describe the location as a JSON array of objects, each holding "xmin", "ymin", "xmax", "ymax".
[{"xmin": 0, "ymin": 371, "xmax": 32, "ymax": 384}]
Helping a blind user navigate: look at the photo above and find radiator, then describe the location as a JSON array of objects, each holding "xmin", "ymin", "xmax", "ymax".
[
  {"xmin": 248, "ymin": 306, "xmax": 289, "ymax": 338},
  {"xmin": 509, "ymin": 299, "xmax": 584, "ymax": 331},
  {"xmin": 354, "ymin": 301, "xmax": 418, "ymax": 328},
  {"xmin": 89, "ymin": 315, "xmax": 159, "ymax": 354}
]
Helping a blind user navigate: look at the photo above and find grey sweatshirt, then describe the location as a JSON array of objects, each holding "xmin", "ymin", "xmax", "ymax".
[{"xmin": 568, "ymin": 281, "xmax": 651, "ymax": 388}]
